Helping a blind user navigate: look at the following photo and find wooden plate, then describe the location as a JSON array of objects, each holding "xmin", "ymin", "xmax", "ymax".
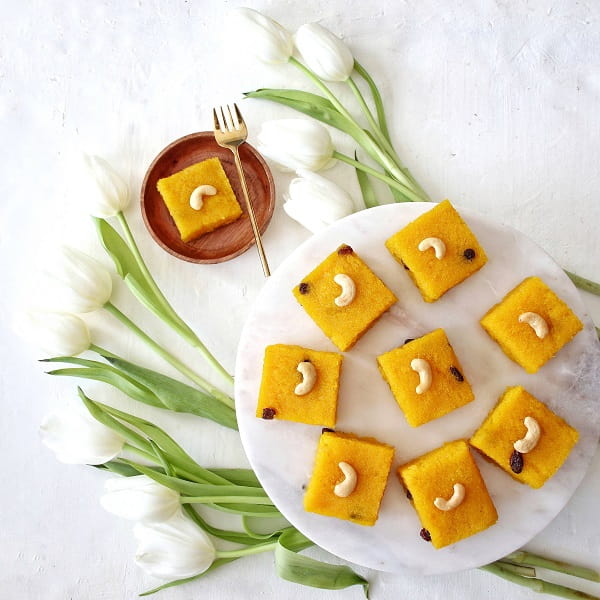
[{"xmin": 141, "ymin": 132, "xmax": 276, "ymax": 263}]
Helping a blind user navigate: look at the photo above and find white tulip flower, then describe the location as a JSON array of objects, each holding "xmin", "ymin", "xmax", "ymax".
[
  {"xmin": 82, "ymin": 154, "xmax": 129, "ymax": 218},
  {"xmin": 283, "ymin": 170, "xmax": 355, "ymax": 233},
  {"xmin": 40, "ymin": 406, "xmax": 125, "ymax": 465},
  {"xmin": 134, "ymin": 510, "xmax": 216, "ymax": 580},
  {"xmin": 100, "ymin": 475, "xmax": 180, "ymax": 523},
  {"xmin": 257, "ymin": 119, "xmax": 336, "ymax": 172},
  {"xmin": 230, "ymin": 7, "xmax": 293, "ymax": 64},
  {"xmin": 15, "ymin": 310, "xmax": 91, "ymax": 357},
  {"xmin": 295, "ymin": 23, "xmax": 354, "ymax": 82},
  {"xmin": 42, "ymin": 246, "xmax": 112, "ymax": 313}
]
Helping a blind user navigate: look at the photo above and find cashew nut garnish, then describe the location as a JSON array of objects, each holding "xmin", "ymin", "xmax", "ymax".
[
  {"xmin": 513, "ymin": 416, "xmax": 541, "ymax": 454},
  {"xmin": 410, "ymin": 358, "xmax": 432, "ymax": 394},
  {"xmin": 518, "ymin": 312, "xmax": 549, "ymax": 339},
  {"xmin": 189, "ymin": 185, "xmax": 217, "ymax": 210},
  {"xmin": 334, "ymin": 462, "xmax": 357, "ymax": 498},
  {"xmin": 333, "ymin": 273, "xmax": 356, "ymax": 307},
  {"xmin": 434, "ymin": 483, "xmax": 465, "ymax": 511},
  {"xmin": 294, "ymin": 361, "xmax": 317, "ymax": 396},
  {"xmin": 418, "ymin": 237, "xmax": 446, "ymax": 260}
]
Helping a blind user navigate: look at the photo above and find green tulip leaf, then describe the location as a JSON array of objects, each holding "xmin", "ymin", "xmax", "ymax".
[
  {"xmin": 98, "ymin": 354, "xmax": 238, "ymax": 430},
  {"xmin": 353, "ymin": 151, "xmax": 378, "ymax": 209},
  {"xmin": 79, "ymin": 390, "xmax": 155, "ymax": 454},
  {"xmin": 276, "ymin": 530, "xmax": 368, "ymax": 596},
  {"xmin": 209, "ymin": 468, "xmax": 262, "ymax": 488},
  {"xmin": 354, "ymin": 60, "xmax": 391, "ymax": 143}
]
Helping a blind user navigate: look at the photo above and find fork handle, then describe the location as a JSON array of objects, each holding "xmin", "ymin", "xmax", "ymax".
[{"xmin": 231, "ymin": 146, "xmax": 271, "ymax": 277}]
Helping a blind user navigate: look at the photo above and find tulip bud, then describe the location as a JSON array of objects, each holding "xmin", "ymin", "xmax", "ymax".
[
  {"xmin": 295, "ymin": 23, "xmax": 354, "ymax": 82},
  {"xmin": 257, "ymin": 119, "xmax": 336, "ymax": 172},
  {"xmin": 100, "ymin": 475, "xmax": 181, "ymax": 523},
  {"xmin": 231, "ymin": 8, "xmax": 293, "ymax": 64},
  {"xmin": 82, "ymin": 154, "xmax": 129, "ymax": 218},
  {"xmin": 134, "ymin": 511, "xmax": 216, "ymax": 580},
  {"xmin": 42, "ymin": 246, "xmax": 113, "ymax": 313},
  {"xmin": 15, "ymin": 310, "xmax": 91, "ymax": 357},
  {"xmin": 283, "ymin": 170, "xmax": 355, "ymax": 233},
  {"xmin": 40, "ymin": 406, "xmax": 125, "ymax": 465}
]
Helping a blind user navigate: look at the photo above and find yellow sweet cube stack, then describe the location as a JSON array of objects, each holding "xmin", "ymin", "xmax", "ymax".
[
  {"xmin": 470, "ymin": 386, "xmax": 579, "ymax": 489},
  {"xmin": 256, "ymin": 344, "xmax": 343, "ymax": 428},
  {"xmin": 398, "ymin": 440, "xmax": 498, "ymax": 549},
  {"xmin": 480, "ymin": 276, "xmax": 583, "ymax": 373},
  {"xmin": 377, "ymin": 329, "xmax": 474, "ymax": 427},
  {"xmin": 156, "ymin": 157, "xmax": 242, "ymax": 242},
  {"xmin": 385, "ymin": 200, "xmax": 487, "ymax": 302},
  {"xmin": 292, "ymin": 244, "xmax": 397, "ymax": 351},
  {"xmin": 304, "ymin": 431, "xmax": 395, "ymax": 526}
]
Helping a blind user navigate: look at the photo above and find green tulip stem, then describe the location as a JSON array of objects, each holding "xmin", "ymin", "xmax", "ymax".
[
  {"xmin": 503, "ymin": 551, "xmax": 600, "ymax": 582},
  {"xmin": 565, "ymin": 270, "xmax": 600, "ymax": 297},
  {"xmin": 347, "ymin": 76, "xmax": 389, "ymax": 148},
  {"xmin": 333, "ymin": 151, "xmax": 423, "ymax": 203},
  {"xmin": 116, "ymin": 212, "xmax": 234, "ymax": 388},
  {"xmin": 289, "ymin": 57, "xmax": 424, "ymax": 199},
  {"xmin": 216, "ymin": 541, "xmax": 278, "ymax": 559},
  {"xmin": 353, "ymin": 60, "xmax": 431, "ymax": 201},
  {"xmin": 181, "ymin": 496, "xmax": 275, "ymax": 506},
  {"xmin": 88, "ymin": 343, "xmax": 119, "ymax": 359},
  {"xmin": 103, "ymin": 302, "xmax": 235, "ymax": 409}
]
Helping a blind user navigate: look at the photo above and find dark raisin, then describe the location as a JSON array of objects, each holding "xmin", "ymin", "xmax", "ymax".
[
  {"xmin": 420, "ymin": 528, "xmax": 432, "ymax": 542},
  {"xmin": 406, "ymin": 489, "xmax": 413, "ymax": 500},
  {"xmin": 350, "ymin": 513, "xmax": 361, "ymax": 520},
  {"xmin": 321, "ymin": 427, "xmax": 335, "ymax": 434},
  {"xmin": 338, "ymin": 245, "xmax": 354, "ymax": 255},
  {"xmin": 510, "ymin": 449, "xmax": 524, "ymax": 474},
  {"xmin": 298, "ymin": 282, "xmax": 309, "ymax": 294},
  {"xmin": 301, "ymin": 484, "xmax": 306, "ymax": 490},
  {"xmin": 401, "ymin": 261, "xmax": 410, "ymax": 271},
  {"xmin": 303, "ymin": 359, "xmax": 311, "ymax": 363},
  {"xmin": 404, "ymin": 338, "xmax": 415, "ymax": 345},
  {"xmin": 261, "ymin": 407, "xmax": 276, "ymax": 420},
  {"xmin": 449, "ymin": 366, "xmax": 464, "ymax": 382},
  {"xmin": 463, "ymin": 248, "xmax": 476, "ymax": 260}
]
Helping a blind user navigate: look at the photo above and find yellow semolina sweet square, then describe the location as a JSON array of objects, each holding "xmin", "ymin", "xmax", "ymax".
[
  {"xmin": 480, "ymin": 276, "xmax": 583, "ymax": 374},
  {"xmin": 256, "ymin": 344, "xmax": 343, "ymax": 428},
  {"xmin": 398, "ymin": 440, "xmax": 498, "ymax": 549},
  {"xmin": 292, "ymin": 244, "xmax": 397, "ymax": 352},
  {"xmin": 385, "ymin": 200, "xmax": 487, "ymax": 302},
  {"xmin": 377, "ymin": 329, "xmax": 474, "ymax": 427},
  {"xmin": 470, "ymin": 386, "xmax": 579, "ymax": 489},
  {"xmin": 304, "ymin": 431, "xmax": 395, "ymax": 526},
  {"xmin": 156, "ymin": 157, "xmax": 243, "ymax": 242}
]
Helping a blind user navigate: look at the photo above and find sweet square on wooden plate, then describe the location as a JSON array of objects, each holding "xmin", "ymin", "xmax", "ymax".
[
  {"xmin": 256, "ymin": 344, "xmax": 343, "ymax": 428},
  {"xmin": 377, "ymin": 329, "xmax": 474, "ymax": 427},
  {"xmin": 398, "ymin": 440, "xmax": 498, "ymax": 549},
  {"xmin": 385, "ymin": 200, "xmax": 487, "ymax": 302},
  {"xmin": 304, "ymin": 431, "xmax": 394, "ymax": 527},
  {"xmin": 470, "ymin": 386, "xmax": 579, "ymax": 489},
  {"xmin": 156, "ymin": 157, "xmax": 242, "ymax": 242},
  {"xmin": 292, "ymin": 244, "xmax": 397, "ymax": 351},
  {"xmin": 480, "ymin": 276, "xmax": 583, "ymax": 373}
]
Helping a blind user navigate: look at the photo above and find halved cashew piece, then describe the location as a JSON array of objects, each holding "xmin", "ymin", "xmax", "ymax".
[
  {"xmin": 294, "ymin": 361, "xmax": 317, "ymax": 396},
  {"xmin": 189, "ymin": 185, "xmax": 217, "ymax": 210},
  {"xmin": 513, "ymin": 416, "xmax": 541, "ymax": 454},
  {"xmin": 518, "ymin": 312, "xmax": 549, "ymax": 339},
  {"xmin": 410, "ymin": 358, "xmax": 432, "ymax": 394},
  {"xmin": 333, "ymin": 273, "xmax": 356, "ymax": 307},
  {"xmin": 418, "ymin": 237, "xmax": 446, "ymax": 260},
  {"xmin": 334, "ymin": 462, "xmax": 357, "ymax": 498},
  {"xmin": 434, "ymin": 483, "xmax": 465, "ymax": 511}
]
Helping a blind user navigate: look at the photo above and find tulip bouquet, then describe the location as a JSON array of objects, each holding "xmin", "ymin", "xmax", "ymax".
[{"xmin": 233, "ymin": 7, "xmax": 600, "ymax": 305}]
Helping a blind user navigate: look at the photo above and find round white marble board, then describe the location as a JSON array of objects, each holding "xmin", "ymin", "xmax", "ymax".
[{"xmin": 234, "ymin": 203, "xmax": 600, "ymax": 575}]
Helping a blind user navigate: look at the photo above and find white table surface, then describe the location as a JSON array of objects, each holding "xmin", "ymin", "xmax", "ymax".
[{"xmin": 2, "ymin": 1, "xmax": 599, "ymax": 599}]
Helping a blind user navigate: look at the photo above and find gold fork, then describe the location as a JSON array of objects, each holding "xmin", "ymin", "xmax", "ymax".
[{"xmin": 213, "ymin": 103, "xmax": 270, "ymax": 277}]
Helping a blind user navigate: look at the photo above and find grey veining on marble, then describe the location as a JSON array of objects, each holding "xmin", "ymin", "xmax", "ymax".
[{"xmin": 235, "ymin": 203, "xmax": 600, "ymax": 575}]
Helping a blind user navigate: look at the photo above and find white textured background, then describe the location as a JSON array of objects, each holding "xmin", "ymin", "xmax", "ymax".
[{"xmin": 1, "ymin": 1, "xmax": 599, "ymax": 599}]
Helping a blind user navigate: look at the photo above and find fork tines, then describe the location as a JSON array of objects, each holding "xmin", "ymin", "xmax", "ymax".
[{"xmin": 213, "ymin": 103, "xmax": 243, "ymax": 132}]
